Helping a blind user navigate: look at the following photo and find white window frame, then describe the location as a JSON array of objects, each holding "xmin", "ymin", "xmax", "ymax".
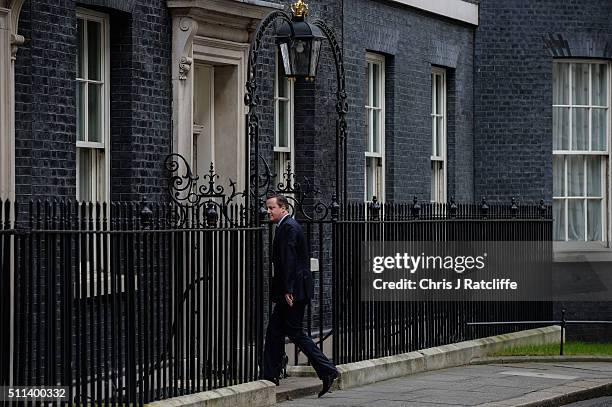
[
  {"xmin": 553, "ymin": 59, "xmax": 611, "ymax": 250},
  {"xmin": 274, "ymin": 52, "xmax": 294, "ymax": 189},
  {"xmin": 76, "ymin": 8, "xmax": 110, "ymax": 203},
  {"xmin": 364, "ymin": 53, "xmax": 385, "ymax": 202},
  {"xmin": 431, "ymin": 67, "xmax": 447, "ymax": 203}
]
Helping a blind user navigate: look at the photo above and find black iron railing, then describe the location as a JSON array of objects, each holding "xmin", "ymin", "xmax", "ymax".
[
  {"xmin": 8, "ymin": 200, "xmax": 266, "ymax": 406},
  {"xmin": 0, "ymin": 196, "xmax": 554, "ymax": 405},
  {"xmin": 0, "ymin": 199, "xmax": 14, "ymax": 389},
  {"xmin": 332, "ymin": 198, "xmax": 553, "ymax": 365}
]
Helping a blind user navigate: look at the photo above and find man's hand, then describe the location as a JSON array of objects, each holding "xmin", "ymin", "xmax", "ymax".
[{"xmin": 285, "ymin": 293, "xmax": 294, "ymax": 307}]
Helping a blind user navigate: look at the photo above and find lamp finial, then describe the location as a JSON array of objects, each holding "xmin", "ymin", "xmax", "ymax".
[{"xmin": 291, "ymin": 0, "xmax": 309, "ymax": 18}]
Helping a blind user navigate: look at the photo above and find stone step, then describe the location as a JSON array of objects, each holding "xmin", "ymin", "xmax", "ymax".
[{"xmin": 275, "ymin": 376, "xmax": 322, "ymax": 402}]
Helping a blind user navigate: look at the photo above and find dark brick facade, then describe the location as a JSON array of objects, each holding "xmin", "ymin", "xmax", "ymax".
[
  {"xmin": 13, "ymin": 0, "xmax": 611, "ymax": 343},
  {"xmin": 474, "ymin": 0, "xmax": 612, "ymax": 204},
  {"xmin": 343, "ymin": 0, "xmax": 475, "ymax": 202},
  {"xmin": 14, "ymin": 0, "xmax": 172, "ymax": 203},
  {"xmin": 474, "ymin": 0, "xmax": 612, "ymax": 340}
]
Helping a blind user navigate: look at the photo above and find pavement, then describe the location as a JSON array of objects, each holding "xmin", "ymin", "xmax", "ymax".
[
  {"xmin": 277, "ymin": 362, "xmax": 612, "ymax": 406},
  {"xmin": 565, "ymin": 397, "xmax": 612, "ymax": 406}
]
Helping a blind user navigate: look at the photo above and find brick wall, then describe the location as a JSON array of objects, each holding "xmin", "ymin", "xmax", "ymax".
[
  {"xmin": 14, "ymin": 0, "xmax": 172, "ymax": 203},
  {"xmin": 474, "ymin": 0, "xmax": 612, "ymax": 203},
  {"xmin": 475, "ymin": 0, "xmax": 612, "ymax": 340},
  {"xmin": 343, "ymin": 0, "xmax": 475, "ymax": 202}
]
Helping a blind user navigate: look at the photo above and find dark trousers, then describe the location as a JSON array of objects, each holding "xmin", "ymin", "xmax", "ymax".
[{"xmin": 263, "ymin": 300, "xmax": 336, "ymax": 380}]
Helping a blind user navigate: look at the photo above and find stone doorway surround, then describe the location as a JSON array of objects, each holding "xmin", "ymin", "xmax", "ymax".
[
  {"xmin": 168, "ymin": 0, "xmax": 283, "ymax": 191},
  {"xmin": 0, "ymin": 0, "xmax": 24, "ymax": 201}
]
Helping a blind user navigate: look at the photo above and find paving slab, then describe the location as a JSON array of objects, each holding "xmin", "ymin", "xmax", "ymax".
[{"xmin": 278, "ymin": 362, "xmax": 612, "ymax": 407}]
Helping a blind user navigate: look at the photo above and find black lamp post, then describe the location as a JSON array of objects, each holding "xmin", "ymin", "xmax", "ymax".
[{"xmin": 245, "ymin": 0, "xmax": 348, "ymax": 227}]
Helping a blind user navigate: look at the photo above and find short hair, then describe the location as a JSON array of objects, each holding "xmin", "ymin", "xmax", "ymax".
[{"xmin": 267, "ymin": 193, "xmax": 290, "ymax": 210}]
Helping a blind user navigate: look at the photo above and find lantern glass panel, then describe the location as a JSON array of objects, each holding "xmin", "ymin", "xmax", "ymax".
[
  {"xmin": 309, "ymin": 39, "xmax": 322, "ymax": 77},
  {"xmin": 291, "ymin": 39, "xmax": 312, "ymax": 77},
  {"xmin": 279, "ymin": 42, "xmax": 292, "ymax": 76}
]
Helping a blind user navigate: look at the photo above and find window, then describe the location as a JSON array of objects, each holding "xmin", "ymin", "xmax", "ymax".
[
  {"xmin": 76, "ymin": 9, "xmax": 109, "ymax": 202},
  {"xmin": 431, "ymin": 68, "xmax": 446, "ymax": 203},
  {"xmin": 274, "ymin": 54, "xmax": 294, "ymax": 189},
  {"xmin": 365, "ymin": 53, "xmax": 385, "ymax": 202},
  {"xmin": 553, "ymin": 61, "xmax": 609, "ymax": 243}
]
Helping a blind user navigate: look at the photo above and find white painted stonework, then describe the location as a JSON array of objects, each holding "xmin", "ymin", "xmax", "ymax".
[
  {"xmin": 171, "ymin": 15, "xmax": 198, "ymax": 166},
  {"xmin": 0, "ymin": 7, "xmax": 10, "ymax": 201},
  {"xmin": 0, "ymin": 0, "xmax": 25, "ymax": 202},
  {"xmin": 168, "ymin": 0, "xmax": 281, "ymax": 189},
  {"xmin": 388, "ymin": 0, "xmax": 479, "ymax": 26}
]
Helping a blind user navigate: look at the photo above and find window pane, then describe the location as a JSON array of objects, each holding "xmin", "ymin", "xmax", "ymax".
[
  {"xmin": 587, "ymin": 200, "xmax": 603, "ymax": 241},
  {"xmin": 366, "ymin": 157, "xmax": 373, "ymax": 200},
  {"xmin": 373, "ymin": 109, "xmax": 380, "ymax": 153},
  {"xmin": 436, "ymin": 75, "xmax": 443, "ymax": 114},
  {"xmin": 553, "ymin": 63, "xmax": 569, "ymax": 105},
  {"xmin": 431, "ymin": 74, "xmax": 435, "ymax": 112},
  {"xmin": 372, "ymin": 63, "xmax": 379, "ymax": 107},
  {"xmin": 88, "ymin": 83, "xmax": 102, "ymax": 142},
  {"xmin": 553, "ymin": 155, "xmax": 564, "ymax": 197},
  {"xmin": 591, "ymin": 108, "xmax": 607, "ymax": 151},
  {"xmin": 436, "ymin": 116, "xmax": 443, "ymax": 156},
  {"xmin": 553, "ymin": 200, "xmax": 565, "ymax": 241},
  {"xmin": 572, "ymin": 64, "xmax": 589, "ymax": 105},
  {"xmin": 592, "ymin": 64, "xmax": 607, "ymax": 106},
  {"xmin": 78, "ymin": 148, "xmax": 92, "ymax": 202},
  {"xmin": 365, "ymin": 63, "xmax": 370, "ymax": 105},
  {"xmin": 567, "ymin": 155, "xmax": 584, "ymax": 197},
  {"xmin": 87, "ymin": 20, "xmax": 102, "ymax": 81},
  {"xmin": 568, "ymin": 199, "xmax": 585, "ymax": 241},
  {"xmin": 587, "ymin": 156, "xmax": 602, "ymax": 197},
  {"xmin": 77, "ymin": 19, "xmax": 84, "ymax": 79},
  {"xmin": 553, "ymin": 107, "xmax": 569, "ymax": 150},
  {"xmin": 274, "ymin": 152, "xmax": 290, "ymax": 187},
  {"xmin": 375, "ymin": 157, "xmax": 383, "ymax": 199},
  {"xmin": 76, "ymin": 82, "xmax": 85, "ymax": 141},
  {"xmin": 277, "ymin": 64, "xmax": 287, "ymax": 98},
  {"xmin": 431, "ymin": 160, "xmax": 444, "ymax": 203},
  {"xmin": 278, "ymin": 100, "xmax": 288, "ymax": 148},
  {"xmin": 571, "ymin": 107, "xmax": 588, "ymax": 150},
  {"xmin": 365, "ymin": 108, "xmax": 370, "ymax": 151},
  {"xmin": 431, "ymin": 116, "xmax": 437, "ymax": 156}
]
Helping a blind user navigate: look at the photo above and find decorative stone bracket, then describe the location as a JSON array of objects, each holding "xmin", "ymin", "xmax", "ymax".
[
  {"xmin": 175, "ymin": 16, "xmax": 198, "ymax": 81},
  {"xmin": 178, "ymin": 55, "xmax": 193, "ymax": 80}
]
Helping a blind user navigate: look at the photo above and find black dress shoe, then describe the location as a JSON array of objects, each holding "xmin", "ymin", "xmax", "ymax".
[
  {"xmin": 264, "ymin": 377, "xmax": 279, "ymax": 386},
  {"xmin": 318, "ymin": 370, "xmax": 339, "ymax": 398}
]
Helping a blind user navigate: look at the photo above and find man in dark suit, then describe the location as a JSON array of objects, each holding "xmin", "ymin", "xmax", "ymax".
[{"xmin": 263, "ymin": 194, "xmax": 338, "ymax": 397}]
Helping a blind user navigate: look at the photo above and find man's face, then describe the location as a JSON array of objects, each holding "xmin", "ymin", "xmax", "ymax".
[{"xmin": 266, "ymin": 197, "xmax": 287, "ymax": 223}]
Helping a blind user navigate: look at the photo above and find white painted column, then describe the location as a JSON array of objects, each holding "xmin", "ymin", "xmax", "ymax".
[
  {"xmin": 0, "ymin": 7, "xmax": 13, "ymax": 201},
  {"xmin": 171, "ymin": 15, "xmax": 198, "ymax": 168},
  {"xmin": 0, "ymin": 0, "xmax": 24, "ymax": 202}
]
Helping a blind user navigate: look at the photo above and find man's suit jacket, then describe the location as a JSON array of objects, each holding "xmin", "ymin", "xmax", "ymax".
[{"xmin": 271, "ymin": 216, "xmax": 314, "ymax": 303}]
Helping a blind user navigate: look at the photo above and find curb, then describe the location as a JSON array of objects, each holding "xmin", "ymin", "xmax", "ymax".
[
  {"xmin": 146, "ymin": 380, "xmax": 276, "ymax": 407},
  {"xmin": 477, "ymin": 381, "xmax": 612, "ymax": 406},
  {"xmin": 472, "ymin": 355, "xmax": 612, "ymax": 365},
  {"xmin": 287, "ymin": 326, "xmax": 562, "ymax": 390}
]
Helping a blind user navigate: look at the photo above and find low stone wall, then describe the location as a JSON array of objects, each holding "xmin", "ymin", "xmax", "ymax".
[
  {"xmin": 289, "ymin": 326, "xmax": 561, "ymax": 390},
  {"xmin": 146, "ymin": 380, "xmax": 276, "ymax": 407}
]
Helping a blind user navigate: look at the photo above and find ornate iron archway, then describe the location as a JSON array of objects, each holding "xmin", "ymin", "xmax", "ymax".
[
  {"xmin": 165, "ymin": 1, "xmax": 348, "ymax": 226},
  {"xmin": 244, "ymin": 3, "xmax": 348, "ymax": 226}
]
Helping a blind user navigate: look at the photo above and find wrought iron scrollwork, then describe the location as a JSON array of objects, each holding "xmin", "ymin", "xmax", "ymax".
[
  {"xmin": 267, "ymin": 159, "xmax": 335, "ymax": 221},
  {"xmin": 164, "ymin": 153, "xmax": 247, "ymax": 227}
]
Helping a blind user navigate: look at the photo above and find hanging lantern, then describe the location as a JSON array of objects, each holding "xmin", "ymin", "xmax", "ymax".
[{"xmin": 276, "ymin": 0, "xmax": 324, "ymax": 81}]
